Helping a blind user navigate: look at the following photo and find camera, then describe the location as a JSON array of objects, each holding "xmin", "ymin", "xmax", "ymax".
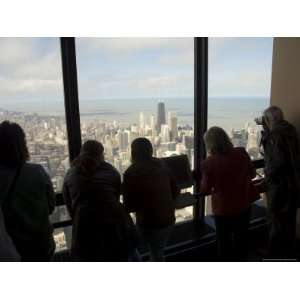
[{"xmin": 254, "ymin": 116, "xmax": 265, "ymax": 126}]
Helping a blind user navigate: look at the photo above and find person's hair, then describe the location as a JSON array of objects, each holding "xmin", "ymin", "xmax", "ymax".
[
  {"xmin": 0, "ymin": 121, "xmax": 29, "ymax": 168},
  {"xmin": 80, "ymin": 140, "xmax": 104, "ymax": 159},
  {"xmin": 204, "ymin": 126, "xmax": 233, "ymax": 155},
  {"xmin": 131, "ymin": 138, "xmax": 153, "ymax": 163},
  {"xmin": 263, "ymin": 106, "xmax": 284, "ymax": 128},
  {"xmin": 72, "ymin": 140, "xmax": 104, "ymax": 177}
]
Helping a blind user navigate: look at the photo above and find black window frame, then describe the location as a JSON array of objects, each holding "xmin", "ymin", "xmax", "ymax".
[{"xmin": 58, "ymin": 37, "xmax": 208, "ymax": 222}]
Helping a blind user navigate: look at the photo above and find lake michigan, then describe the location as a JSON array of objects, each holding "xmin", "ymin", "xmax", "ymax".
[{"xmin": 0, "ymin": 96, "xmax": 269, "ymax": 131}]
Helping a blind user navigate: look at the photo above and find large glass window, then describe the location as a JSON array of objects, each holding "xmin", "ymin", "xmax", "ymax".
[
  {"xmin": 205, "ymin": 37, "xmax": 273, "ymax": 215},
  {"xmin": 0, "ymin": 38, "xmax": 70, "ymax": 250},
  {"xmin": 76, "ymin": 38, "xmax": 194, "ymax": 222},
  {"xmin": 0, "ymin": 38, "xmax": 69, "ymax": 191}
]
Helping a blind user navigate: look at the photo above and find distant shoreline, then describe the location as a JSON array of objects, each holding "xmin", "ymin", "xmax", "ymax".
[{"xmin": 0, "ymin": 96, "xmax": 269, "ymax": 130}]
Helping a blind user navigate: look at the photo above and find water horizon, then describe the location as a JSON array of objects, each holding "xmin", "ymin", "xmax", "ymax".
[{"xmin": 0, "ymin": 96, "xmax": 269, "ymax": 131}]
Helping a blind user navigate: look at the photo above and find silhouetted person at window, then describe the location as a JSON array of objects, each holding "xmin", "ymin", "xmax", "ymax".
[
  {"xmin": 63, "ymin": 140, "xmax": 137, "ymax": 261},
  {"xmin": 259, "ymin": 106, "xmax": 300, "ymax": 259},
  {"xmin": 0, "ymin": 121, "xmax": 56, "ymax": 261},
  {"xmin": 200, "ymin": 127, "xmax": 259, "ymax": 261},
  {"xmin": 123, "ymin": 138, "xmax": 179, "ymax": 262}
]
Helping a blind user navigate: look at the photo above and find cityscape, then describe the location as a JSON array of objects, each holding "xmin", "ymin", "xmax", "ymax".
[{"xmin": 0, "ymin": 101, "xmax": 263, "ymax": 252}]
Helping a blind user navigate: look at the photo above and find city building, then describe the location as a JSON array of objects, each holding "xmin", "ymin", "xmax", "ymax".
[{"xmin": 156, "ymin": 102, "xmax": 166, "ymax": 134}]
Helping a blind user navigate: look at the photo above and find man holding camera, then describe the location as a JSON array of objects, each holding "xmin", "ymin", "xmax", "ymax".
[{"xmin": 257, "ymin": 106, "xmax": 300, "ymax": 259}]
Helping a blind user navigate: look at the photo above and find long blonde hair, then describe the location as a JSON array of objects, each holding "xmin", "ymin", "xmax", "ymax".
[{"xmin": 204, "ymin": 126, "xmax": 233, "ymax": 155}]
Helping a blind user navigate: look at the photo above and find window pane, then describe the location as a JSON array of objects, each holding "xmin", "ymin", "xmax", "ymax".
[
  {"xmin": 255, "ymin": 168, "xmax": 267, "ymax": 209},
  {"xmin": 206, "ymin": 37, "xmax": 273, "ymax": 216},
  {"xmin": 175, "ymin": 206, "xmax": 194, "ymax": 222},
  {"xmin": 53, "ymin": 226, "xmax": 72, "ymax": 252},
  {"xmin": 0, "ymin": 38, "xmax": 70, "ymax": 250},
  {"xmin": 50, "ymin": 205, "xmax": 72, "ymax": 252},
  {"xmin": 76, "ymin": 38, "xmax": 194, "ymax": 223},
  {"xmin": 0, "ymin": 38, "xmax": 69, "ymax": 192}
]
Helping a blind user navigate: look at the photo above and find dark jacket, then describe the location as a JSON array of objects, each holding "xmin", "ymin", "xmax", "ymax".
[
  {"xmin": 63, "ymin": 160, "xmax": 136, "ymax": 261},
  {"xmin": 123, "ymin": 157, "xmax": 179, "ymax": 229},
  {"xmin": 0, "ymin": 208, "xmax": 21, "ymax": 261},
  {"xmin": 63, "ymin": 160, "xmax": 121, "ymax": 217},
  {"xmin": 0, "ymin": 163, "xmax": 55, "ymax": 261},
  {"xmin": 263, "ymin": 120, "xmax": 300, "ymax": 215}
]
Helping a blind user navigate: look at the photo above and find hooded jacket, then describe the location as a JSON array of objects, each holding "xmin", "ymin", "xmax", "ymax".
[
  {"xmin": 123, "ymin": 157, "xmax": 179, "ymax": 229},
  {"xmin": 63, "ymin": 159, "xmax": 138, "ymax": 261},
  {"xmin": 263, "ymin": 120, "xmax": 300, "ymax": 214},
  {"xmin": 63, "ymin": 159, "xmax": 121, "ymax": 217}
]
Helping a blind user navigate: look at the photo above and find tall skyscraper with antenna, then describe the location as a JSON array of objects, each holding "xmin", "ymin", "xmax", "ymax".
[{"xmin": 157, "ymin": 102, "xmax": 166, "ymax": 134}]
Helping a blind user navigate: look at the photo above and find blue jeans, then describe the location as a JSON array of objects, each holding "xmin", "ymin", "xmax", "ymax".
[{"xmin": 139, "ymin": 225, "xmax": 173, "ymax": 262}]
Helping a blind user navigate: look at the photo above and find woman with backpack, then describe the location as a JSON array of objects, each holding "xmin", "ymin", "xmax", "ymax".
[{"xmin": 0, "ymin": 121, "xmax": 56, "ymax": 261}]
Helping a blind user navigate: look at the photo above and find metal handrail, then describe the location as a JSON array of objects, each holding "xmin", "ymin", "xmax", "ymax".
[{"xmin": 52, "ymin": 158, "xmax": 265, "ymax": 229}]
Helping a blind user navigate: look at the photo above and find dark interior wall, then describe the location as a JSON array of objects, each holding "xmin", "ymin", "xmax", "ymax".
[{"xmin": 270, "ymin": 37, "xmax": 300, "ymax": 238}]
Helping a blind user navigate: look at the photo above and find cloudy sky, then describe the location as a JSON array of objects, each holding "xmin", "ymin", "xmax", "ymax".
[{"xmin": 0, "ymin": 37, "xmax": 273, "ymax": 104}]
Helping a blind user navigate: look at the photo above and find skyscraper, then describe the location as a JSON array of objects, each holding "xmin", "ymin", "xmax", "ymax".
[
  {"xmin": 161, "ymin": 124, "xmax": 170, "ymax": 143},
  {"xmin": 139, "ymin": 112, "xmax": 145, "ymax": 130},
  {"xmin": 118, "ymin": 130, "xmax": 129, "ymax": 151},
  {"xmin": 150, "ymin": 114, "xmax": 156, "ymax": 136},
  {"xmin": 246, "ymin": 126, "xmax": 260, "ymax": 159},
  {"xmin": 157, "ymin": 102, "xmax": 166, "ymax": 134},
  {"xmin": 168, "ymin": 111, "xmax": 178, "ymax": 141},
  {"xmin": 230, "ymin": 129, "xmax": 246, "ymax": 147}
]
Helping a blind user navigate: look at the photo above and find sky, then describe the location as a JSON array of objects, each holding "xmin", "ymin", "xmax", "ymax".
[{"xmin": 0, "ymin": 37, "xmax": 273, "ymax": 104}]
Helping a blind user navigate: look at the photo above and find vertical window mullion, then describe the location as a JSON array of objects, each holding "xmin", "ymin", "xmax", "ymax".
[
  {"xmin": 193, "ymin": 37, "xmax": 208, "ymax": 221},
  {"xmin": 60, "ymin": 37, "xmax": 82, "ymax": 162}
]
